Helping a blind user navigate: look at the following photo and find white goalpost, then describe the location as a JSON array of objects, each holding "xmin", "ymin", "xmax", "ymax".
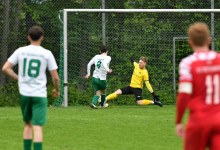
[{"xmin": 63, "ymin": 9, "xmax": 220, "ymax": 107}]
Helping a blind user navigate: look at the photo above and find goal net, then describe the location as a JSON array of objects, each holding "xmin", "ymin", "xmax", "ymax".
[{"xmin": 54, "ymin": 9, "xmax": 220, "ymax": 107}]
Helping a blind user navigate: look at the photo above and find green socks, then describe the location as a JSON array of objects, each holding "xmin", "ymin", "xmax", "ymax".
[
  {"xmin": 24, "ymin": 139, "xmax": 32, "ymax": 150},
  {"xmin": 92, "ymin": 94, "xmax": 106, "ymax": 106},
  {"xmin": 100, "ymin": 94, "xmax": 106, "ymax": 106},
  {"xmin": 34, "ymin": 142, "xmax": 42, "ymax": 150},
  {"xmin": 24, "ymin": 139, "xmax": 42, "ymax": 150},
  {"xmin": 92, "ymin": 95, "xmax": 99, "ymax": 105}
]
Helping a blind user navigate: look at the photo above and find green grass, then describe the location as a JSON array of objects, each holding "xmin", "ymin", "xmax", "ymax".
[{"xmin": 0, "ymin": 105, "xmax": 185, "ymax": 150}]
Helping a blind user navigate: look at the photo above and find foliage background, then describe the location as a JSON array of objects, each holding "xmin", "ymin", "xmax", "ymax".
[{"xmin": 1, "ymin": 0, "xmax": 220, "ymax": 106}]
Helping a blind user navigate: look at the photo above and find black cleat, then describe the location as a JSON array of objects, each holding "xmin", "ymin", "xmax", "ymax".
[
  {"xmin": 154, "ymin": 99, "xmax": 163, "ymax": 107},
  {"xmin": 90, "ymin": 103, "xmax": 98, "ymax": 109}
]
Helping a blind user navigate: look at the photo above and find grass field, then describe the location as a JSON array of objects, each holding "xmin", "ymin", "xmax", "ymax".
[{"xmin": 0, "ymin": 105, "xmax": 186, "ymax": 150}]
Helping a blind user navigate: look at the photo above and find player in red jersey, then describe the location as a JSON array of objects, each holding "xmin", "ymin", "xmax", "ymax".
[{"xmin": 176, "ymin": 22, "xmax": 220, "ymax": 150}]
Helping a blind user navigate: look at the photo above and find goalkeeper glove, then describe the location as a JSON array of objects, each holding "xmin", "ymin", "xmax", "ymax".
[
  {"xmin": 151, "ymin": 92, "xmax": 160, "ymax": 101},
  {"xmin": 130, "ymin": 57, "xmax": 134, "ymax": 63}
]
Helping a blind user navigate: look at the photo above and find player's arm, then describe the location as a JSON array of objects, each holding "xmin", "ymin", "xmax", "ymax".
[
  {"xmin": 50, "ymin": 70, "xmax": 60, "ymax": 98},
  {"xmin": 176, "ymin": 82, "xmax": 192, "ymax": 124},
  {"xmin": 175, "ymin": 60, "xmax": 192, "ymax": 138},
  {"xmin": 2, "ymin": 61, "xmax": 18, "ymax": 81},
  {"xmin": 130, "ymin": 57, "xmax": 139, "ymax": 68},
  {"xmin": 145, "ymin": 80, "xmax": 160, "ymax": 101},
  {"xmin": 130, "ymin": 57, "xmax": 135, "ymax": 64},
  {"xmin": 85, "ymin": 56, "xmax": 96, "ymax": 79},
  {"xmin": 103, "ymin": 57, "xmax": 112, "ymax": 73},
  {"xmin": 145, "ymin": 80, "xmax": 153, "ymax": 92},
  {"xmin": 176, "ymin": 82, "xmax": 191, "ymax": 138},
  {"xmin": 48, "ymin": 51, "xmax": 60, "ymax": 98},
  {"xmin": 85, "ymin": 57, "xmax": 95, "ymax": 79},
  {"xmin": 144, "ymin": 71, "xmax": 159, "ymax": 101},
  {"xmin": 2, "ymin": 50, "xmax": 19, "ymax": 80}
]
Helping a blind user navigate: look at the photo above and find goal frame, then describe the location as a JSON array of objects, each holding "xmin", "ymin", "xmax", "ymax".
[{"xmin": 63, "ymin": 9, "xmax": 220, "ymax": 107}]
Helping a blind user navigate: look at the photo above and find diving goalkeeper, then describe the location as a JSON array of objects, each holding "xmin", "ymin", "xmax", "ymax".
[{"xmin": 106, "ymin": 57, "xmax": 163, "ymax": 107}]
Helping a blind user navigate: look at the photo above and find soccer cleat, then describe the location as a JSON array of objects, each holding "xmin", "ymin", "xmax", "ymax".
[
  {"xmin": 90, "ymin": 103, "xmax": 98, "ymax": 109},
  {"xmin": 99, "ymin": 106, "xmax": 104, "ymax": 109},
  {"xmin": 153, "ymin": 99, "xmax": 163, "ymax": 107}
]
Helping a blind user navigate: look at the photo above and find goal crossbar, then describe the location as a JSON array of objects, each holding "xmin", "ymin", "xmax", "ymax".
[
  {"xmin": 64, "ymin": 9, "xmax": 220, "ymax": 13},
  {"xmin": 62, "ymin": 9, "xmax": 219, "ymax": 107}
]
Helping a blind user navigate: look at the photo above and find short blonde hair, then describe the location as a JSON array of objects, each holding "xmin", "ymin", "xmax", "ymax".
[
  {"xmin": 139, "ymin": 56, "xmax": 148, "ymax": 63},
  {"xmin": 187, "ymin": 22, "xmax": 210, "ymax": 46}
]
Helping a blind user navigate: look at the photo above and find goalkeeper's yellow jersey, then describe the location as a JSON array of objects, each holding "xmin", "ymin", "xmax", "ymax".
[{"xmin": 130, "ymin": 62, "xmax": 153, "ymax": 91}]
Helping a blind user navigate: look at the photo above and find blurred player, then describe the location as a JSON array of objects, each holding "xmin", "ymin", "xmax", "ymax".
[
  {"xmin": 2, "ymin": 26, "xmax": 59, "ymax": 150},
  {"xmin": 106, "ymin": 56, "xmax": 162, "ymax": 107},
  {"xmin": 85, "ymin": 45, "xmax": 112, "ymax": 109},
  {"xmin": 176, "ymin": 22, "xmax": 220, "ymax": 149}
]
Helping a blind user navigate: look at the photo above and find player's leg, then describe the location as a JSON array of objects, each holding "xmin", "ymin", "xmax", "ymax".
[
  {"xmin": 137, "ymin": 99, "xmax": 153, "ymax": 105},
  {"xmin": 31, "ymin": 97, "xmax": 47, "ymax": 150},
  {"xmin": 96, "ymin": 79, "xmax": 108, "ymax": 107},
  {"xmin": 90, "ymin": 90, "xmax": 100, "ymax": 109},
  {"xmin": 100, "ymin": 89, "xmax": 107, "ymax": 107},
  {"xmin": 130, "ymin": 88, "xmax": 163, "ymax": 107},
  {"xmin": 92, "ymin": 79, "xmax": 107, "ymax": 107},
  {"xmin": 33, "ymin": 125, "xmax": 43, "ymax": 150},
  {"xmin": 20, "ymin": 94, "xmax": 33, "ymax": 150},
  {"xmin": 106, "ymin": 89, "xmax": 122, "ymax": 100},
  {"xmin": 106, "ymin": 86, "xmax": 132, "ymax": 101},
  {"xmin": 137, "ymin": 98, "xmax": 162, "ymax": 106},
  {"xmin": 184, "ymin": 121, "xmax": 208, "ymax": 150},
  {"xmin": 23, "ymin": 123, "xmax": 33, "ymax": 150},
  {"xmin": 90, "ymin": 77, "xmax": 101, "ymax": 109},
  {"xmin": 130, "ymin": 88, "xmax": 153, "ymax": 106}
]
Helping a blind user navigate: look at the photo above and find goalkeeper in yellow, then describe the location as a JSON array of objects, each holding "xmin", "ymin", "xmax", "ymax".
[{"xmin": 107, "ymin": 57, "xmax": 163, "ymax": 107}]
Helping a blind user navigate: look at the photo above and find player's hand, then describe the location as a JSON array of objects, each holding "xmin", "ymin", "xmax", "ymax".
[
  {"xmin": 109, "ymin": 69, "xmax": 112, "ymax": 73},
  {"xmin": 176, "ymin": 123, "xmax": 185, "ymax": 138},
  {"xmin": 130, "ymin": 57, "xmax": 134, "ymax": 63},
  {"xmin": 151, "ymin": 92, "xmax": 160, "ymax": 101},
  {"xmin": 52, "ymin": 89, "xmax": 60, "ymax": 98},
  {"xmin": 85, "ymin": 74, "xmax": 90, "ymax": 79}
]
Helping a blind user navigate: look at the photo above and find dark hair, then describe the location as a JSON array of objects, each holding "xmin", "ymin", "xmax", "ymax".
[
  {"xmin": 100, "ymin": 45, "xmax": 108, "ymax": 53},
  {"xmin": 28, "ymin": 26, "xmax": 44, "ymax": 41}
]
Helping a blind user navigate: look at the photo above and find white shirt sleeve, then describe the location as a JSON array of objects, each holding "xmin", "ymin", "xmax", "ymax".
[
  {"xmin": 103, "ymin": 56, "xmax": 111, "ymax": 72},
  {"xmin": 178, "ymin": 59, "xmax": 193, "ymax": 94},
  {"xmin": 8, "ymin": 49, "xmax": 19, "ymax": 65},
  {"xmin": 87, "ymin": 56, "xmax": 96, "ymax": 75},
  {"xmin": 179, "ymin": 59, "xmax": 192, "ymax": 82},
  {"xmin": 48, "ymin": 51, "xmax": 58, "ymax": 71}
]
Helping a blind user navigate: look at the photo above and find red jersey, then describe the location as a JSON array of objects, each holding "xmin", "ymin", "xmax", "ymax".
[
  {"xmin": 178, "ymin": 50, "xmax": 220, "ymax": 115},
  {"xmin": 177, "ymin": 50, "xmax": 220, "ymax": 150}
]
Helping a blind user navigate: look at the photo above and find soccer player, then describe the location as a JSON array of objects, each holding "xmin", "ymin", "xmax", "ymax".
[
  {"xmin": 176, "ymin": 22, "xmax": 220, "ymax": 150},
  {"xmin": 2, "ymin": 26, "xmax": 59, "ymax": 150},
  {"xmin": 106, "ymin": 57, "xmax": 163, "ymax": 107},
  {"xmin": 85, "ymin": 45, "xmax": 112, "ymax": 109}
]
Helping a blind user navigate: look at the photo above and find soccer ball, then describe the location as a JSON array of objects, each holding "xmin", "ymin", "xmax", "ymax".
[{"xmin": 98, "ymin": 96, "xmax": 108, "ymax": 107}]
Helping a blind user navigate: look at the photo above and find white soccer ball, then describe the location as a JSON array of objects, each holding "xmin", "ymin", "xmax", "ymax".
[{"xmin": 104, "ymin": 103, "xmax": 109, "ymax": 108}]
